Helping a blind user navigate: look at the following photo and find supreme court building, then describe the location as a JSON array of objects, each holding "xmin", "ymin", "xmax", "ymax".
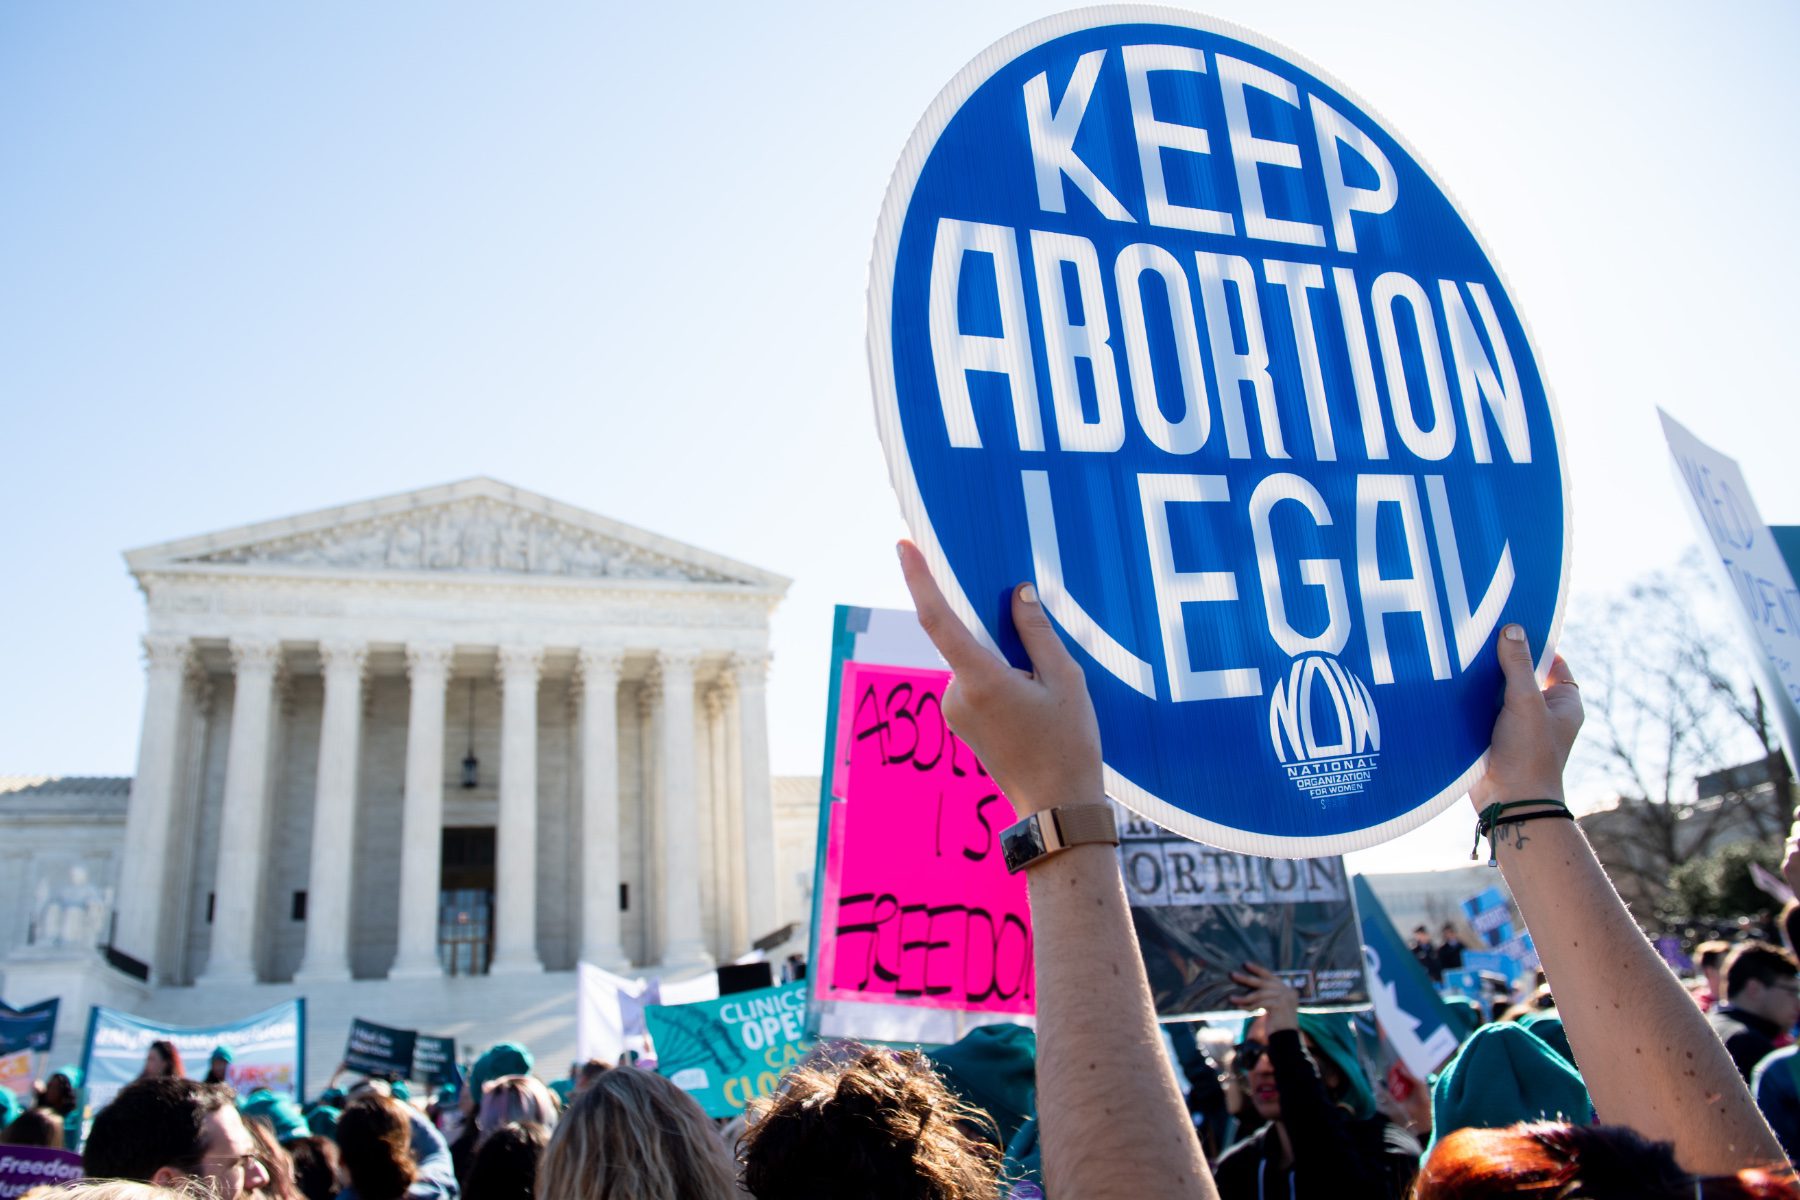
[{"xmin": 0, "ymin": 479, "xmax": 814, "ymax": 1082}]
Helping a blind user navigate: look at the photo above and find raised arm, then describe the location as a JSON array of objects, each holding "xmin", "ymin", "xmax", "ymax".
[
  {"xmin": 1480, "ymin": 624, "xmax": 1784, "ymax": 1172},
  {"xmin": 898, "ymin": 542, "xmax": 1215, "ymax": 1200}
]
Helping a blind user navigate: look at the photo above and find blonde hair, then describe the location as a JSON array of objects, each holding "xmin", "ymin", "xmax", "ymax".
[
  {"xmin": 478, "ymin": 1075, "xmax": 560, "ymax": 1138},
  {"xmin": 535, "ymin": 1069, "xmax": 735, "ymax": 1200},
  {"xmin": 42, "ymin": 1185, "xmax": 206, "ymax": 1200}
]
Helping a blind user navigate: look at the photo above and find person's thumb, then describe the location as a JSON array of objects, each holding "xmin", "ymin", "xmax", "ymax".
[
  {"xmin": 1012, "ymin": 581, "xmax": 1078, "ymax": 684},
  {"xmin": 1496, "ymin": 623, "xmax": 1542, "ymax": 705}
]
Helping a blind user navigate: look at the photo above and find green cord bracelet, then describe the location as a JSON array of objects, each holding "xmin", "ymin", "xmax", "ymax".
[{"xmin": 1472, "ymin": 800, "xmax": 1570, "ymax": 865}]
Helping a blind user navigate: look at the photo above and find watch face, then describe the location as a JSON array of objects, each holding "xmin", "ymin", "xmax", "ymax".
[{"xmin": 1001, "ymin": 817, "xmax": 1046, "ymax": 873}]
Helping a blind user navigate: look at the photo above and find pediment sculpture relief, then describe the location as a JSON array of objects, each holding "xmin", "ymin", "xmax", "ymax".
[{"xmin": 191, "ymin": 499, "xmax": 735, "ymax": 583}]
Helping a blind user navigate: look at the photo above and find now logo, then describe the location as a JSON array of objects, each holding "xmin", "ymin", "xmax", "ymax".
[{"xmin": 1267, "ymin": 655, "xmax": 1380, "ymax": 764}]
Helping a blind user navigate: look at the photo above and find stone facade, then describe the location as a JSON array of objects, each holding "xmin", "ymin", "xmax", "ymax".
[{"xmin": 0, "ymin": 479, "xmax": 801, "ymax": 1085}]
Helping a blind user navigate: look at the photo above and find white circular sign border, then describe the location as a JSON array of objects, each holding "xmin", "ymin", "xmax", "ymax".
[{"xmin": 866, "ymin": 5, "xmax": 1572, "ymax": 857}]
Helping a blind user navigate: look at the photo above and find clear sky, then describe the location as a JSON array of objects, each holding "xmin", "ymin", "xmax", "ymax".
[{"xmin": 4, "ymin": 2, "xmax": 1795, "ymax": 875}]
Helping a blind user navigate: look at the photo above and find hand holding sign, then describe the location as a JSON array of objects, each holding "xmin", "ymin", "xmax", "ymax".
[
  {"xmin": 1229, "ymin": 963, "xmax": 1299, "ymax": 1034},
  {"xmin": 872, "ymin": 11, "xmax": 1570, "ymax": 854},
  {"xmin": 897, "ymin": 540, "xmax": 1099, "ymax": 816},
  {"xmin": 1469, "ymin": 628, "xmax": 1581, "ymax": 811}
]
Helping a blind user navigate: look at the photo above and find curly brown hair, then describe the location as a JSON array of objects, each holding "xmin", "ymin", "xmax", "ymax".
[{"xmin": 739, "ymin": 1045, "xmax": 1002, "ymax": 1200}]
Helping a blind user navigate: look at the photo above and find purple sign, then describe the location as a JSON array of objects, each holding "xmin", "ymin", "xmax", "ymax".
[{"xmin": 0, "ymin": 1146, "xmax": 83, "ymax": 1200}]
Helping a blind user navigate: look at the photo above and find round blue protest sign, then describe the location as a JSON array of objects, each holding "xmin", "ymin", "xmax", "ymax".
[{"xmin": 870, "ymin": 7, "xmax": 1569, "ymax": 855}]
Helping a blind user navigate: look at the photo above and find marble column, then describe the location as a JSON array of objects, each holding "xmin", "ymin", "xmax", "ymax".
[
  {"xmin": 576, "ymin": 646, "xmax": 628, "ymax": 970},
  {"xmin": 114, "ymin": 635, "xmax": 193, "ymax": 978},
  {"xmin": 492, "ymin": 645, "xmax": 545, "ymax": 974},
  {"xmin": 656, "ymin": 649, "xmax": 712, "ymax": 969},
  {"xmin": 703, "ymin": 684, "xmax": 738, "ymax": 955},
  {"xmin": 296, "ymin": 640, "xmax": 368, "ymax": 983},
  {"xmin": 390, "ymin": 642, "xmax": 454, "ymax": 979},
  {"xmin": 733, "ymin": 651, "xmax": 779, "ymax": 942},
  {"xmin": 198, "ymin": 638, "xmax": 282, "ymax": 985}
]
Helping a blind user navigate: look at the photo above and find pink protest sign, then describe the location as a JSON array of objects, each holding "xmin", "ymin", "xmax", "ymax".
[{"xmin": 816, "ymin": 662, "xmax": 1034, "ymax": 1014}]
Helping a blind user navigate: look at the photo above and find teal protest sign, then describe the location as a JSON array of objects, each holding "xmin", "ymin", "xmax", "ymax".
[{"xmin": 644, "ymin": 982, "xmax": 810, "ymax": 1118}]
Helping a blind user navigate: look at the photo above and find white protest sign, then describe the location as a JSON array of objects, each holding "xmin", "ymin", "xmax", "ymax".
[{"xmin": 1659, "ymin": 410, "xmax": 1800, "ymax": 770}]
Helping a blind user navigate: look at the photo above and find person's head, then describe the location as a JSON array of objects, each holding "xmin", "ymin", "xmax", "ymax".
[
  {"xmin": 245, "ymin": 1114, "xmax": 300, "ymax": 1200},
  {"xmin": 476, "ymin": 1075, "xmax": 558, "ymax": 1137},
  {"xmin": 1237, "ymin": 1014, "xmax": 1373, "ymax": 1126},
  {"xmin": 83, "ymin": 1077, "xmax": 271, "ymax": 1200},
  {"xmin": 1780, "ymin": 903, "xmax": 1800, "ymax": 960},
  {"xmin": 345, "ymin": 1077, "xmax": 391, "ymax": 1101},
  {"xmin": 466, "ymin": 1121, "xmax": 548, "ymax": 1200},
  {"xmin": 740, "ymin": 1046, "xmax": 1002, "ymax": 1200},
  {"xmin": 285, "ymin": 1136, "xmax": 342, "ymax": 1200},
  {"xmin": 39, "ymin": 1184, "xmax": 201, "ymax": 1200},
  {"xmin": 573, "ymin": 1060, "xmax": 610, "ymax": 1093},
  {"xmin": 1442, "ymin": 923, "xmax": 1462, "ymax": 943},
  {"xmin": 1413, "ymin": 925, "xmax": 1433, "ymax": 946},
  {"xmin": 1722, "ymin": 941, "xmax": 1800, "ymax": 1027},
  {"xmin": 1414, "ymin": 1121, "xmax": 1796, "ymax": 1197},
  {"xmin": 43, "ymin": 1068, "xmax": 81, "ymax": 1115},
  {"xmin": 2, "ymin": 1107, "xmax": 63, "ymax": 1147},
  {"xmin": 1697, "ymin": 939, "xmax": 1733, "ymax": 992},
  {"xmin": 536, "ymin": 1067, "xmax": 737, "ymax": 1200},
  {"xmin": 142, "ymin": 1040, "xmax": 185, "ymax": 1080},
  {"xmin": 334, "ymin": 1094, "xmax": 416, "ymax": 1200},
  {"xmin": 206, "ymin": 1046, "xmax": 234, "ymax": 1084}
]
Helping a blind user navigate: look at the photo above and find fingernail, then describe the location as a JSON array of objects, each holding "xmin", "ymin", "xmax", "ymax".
[
  {"xmin": 896, "ymin": 542, "xmax": 906, "ymax": 563},
  {"xmin": 1019, "ymin": 581, "xmax": 1038, "ymax": 605},
  {"xmin": 1503, "ymin": 624, "xmax": 1525, "ymax": 642}
]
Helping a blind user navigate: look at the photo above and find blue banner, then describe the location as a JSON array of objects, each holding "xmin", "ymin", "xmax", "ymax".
[
  {"xmin": 645, "ymin": 982, "xmax": 810, "ymax": 1118},
  {"xmin": 1354, "ymin": 876, "xmax": 1461, "ymax": 1078},
  {"xmin": 80, "ymin": 1000, "xmax": 305, "ymax": 1113},
  {"xmin": 0, "ymin": 1000, "xmax": 59, "ymax": 1055},
  {"xmin": 869, "ymin": 11, "xmax": 1568, "ymax": 855}
]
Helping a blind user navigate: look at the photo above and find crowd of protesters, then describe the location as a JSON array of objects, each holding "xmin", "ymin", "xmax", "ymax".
[{"xmin": 3, "ymin": 552, "xmax": 1800, "ymax": 1197}]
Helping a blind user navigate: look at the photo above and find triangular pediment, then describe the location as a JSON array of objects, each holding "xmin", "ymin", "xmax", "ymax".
[{"xmin": 125, "ymin": 477, "xmax": 789, "ymax": 591}]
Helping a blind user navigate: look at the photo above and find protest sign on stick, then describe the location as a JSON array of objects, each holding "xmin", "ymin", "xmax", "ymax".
[
  {"xmin": 869, "ymin": 10, "xmax": 1569, "ymax": 856},
  {"xmin": 344, "ymin": 1018, "xmax": 417, "ymax": 1079},
  {"xmin": 0, "ymin": 1050, "xmax": 33, "ymax": 1106},
  {"xmin": 816, "ymin": 661, "xmax": 1033, "ymax": 1017},
  {"xmin": 0, "ymin": 1000, "xmax": 58, "ymax": 1056},
  {"xmin": 0, "ymin": 1146, "xmax": 83, "ymax": 1200},
  {"xmin": 645, "ymin": 982, "xmax": 811, "ymax": 1119},
  {"xmin": 412, "ymin": 1035, "xmax": 456, "ymax": 1086},
  {"xmin": 1119, "ymin": 804, "xmax": 1366, "ymax": 1015},
  {"xmin": 578, "ymin": 962, "xmax": 658, "ymax": 1066},
  {"xmin": 1354, "ymin": 877, "xmax": 1461, "ymax": 1079},
  {"xmin": 1659, "ymin": 411, "xmax": 1800, "ymax": 775},
  {"xmin": 1460, "ymin": 886, "xmax": 1514, "ymax": 948}
]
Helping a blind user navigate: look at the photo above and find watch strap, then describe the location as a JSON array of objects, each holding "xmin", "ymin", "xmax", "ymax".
[{"xmin": 1050, "ymin": 802, "xmax": 1120, "ymax": 850}]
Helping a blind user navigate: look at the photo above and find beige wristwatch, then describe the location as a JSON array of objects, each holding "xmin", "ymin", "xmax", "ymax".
[{"xmin": 1000, "ymin": 803, "xmax": 1120, "ymax": 874}]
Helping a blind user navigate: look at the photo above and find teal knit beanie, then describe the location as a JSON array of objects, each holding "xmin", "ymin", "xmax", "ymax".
[
  {"xmin": 1428, "ymin": 1022, "xmax": 1591, "ymax": 1151},
  {"xmin": 1519, "ymin": 1011, "xmax": 1577, "ymax": 1069},
  {"xmin": 470, "ymin": 1042, "xmax": 533, "ymax": 1093},
  {"xmin": 927, "ymin": 1022, "xmax": 1038, "ymax": 1146},
  {"xmin": 240, "ymin": 1088, "xmax": 309, "ymax": 1143}
]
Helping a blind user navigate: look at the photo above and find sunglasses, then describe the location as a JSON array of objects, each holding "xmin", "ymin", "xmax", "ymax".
[{"xmin": 1232, "ymin": 1040, "xmax": 1268, "ymax": 1074}]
